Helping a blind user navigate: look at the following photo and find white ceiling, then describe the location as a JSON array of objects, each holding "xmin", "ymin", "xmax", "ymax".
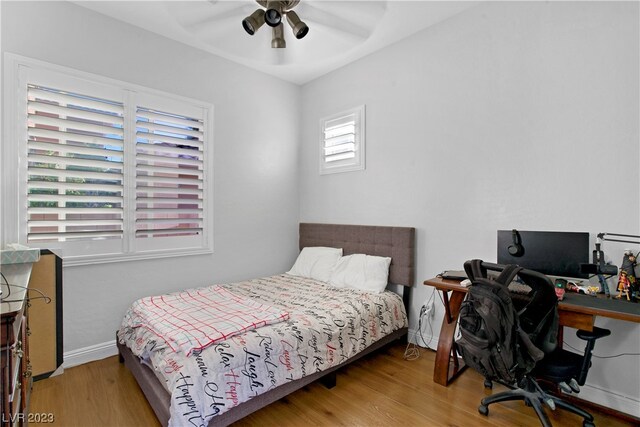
[{"xmin": 73, "ymin": 1, "xmax": 477, "ymax": 85}]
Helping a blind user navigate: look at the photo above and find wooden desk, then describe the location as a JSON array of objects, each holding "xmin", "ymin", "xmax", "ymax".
[{"xmin": 424, "ymin": 276, "xmax": 640, "ymax": 387}]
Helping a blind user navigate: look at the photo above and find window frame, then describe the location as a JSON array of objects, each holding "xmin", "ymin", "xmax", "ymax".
[
  {"xmin": 319, "ymin": 105, "xmax": 365, "ymax": 175},
  {"xmin": 2, "ymin": 54, "xmax": 214, "ymax": 266}
]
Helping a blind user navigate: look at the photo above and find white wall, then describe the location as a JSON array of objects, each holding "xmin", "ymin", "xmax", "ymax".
[
  {"xmin": 1, "ymin": 2, "xmax": 301, "ymax": 352},
  {"xmin": 300, "ymin": 1, "xmax": 639, "ymax": 416}
]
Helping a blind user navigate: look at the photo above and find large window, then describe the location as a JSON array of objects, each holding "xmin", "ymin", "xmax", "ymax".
[
  {"xmin": 3, "ymin": 55, "xmax": 213, "ymax": 265},
  {"xmin": 319, "ymin": 105, "xmax": 365, "ymax": 175}
]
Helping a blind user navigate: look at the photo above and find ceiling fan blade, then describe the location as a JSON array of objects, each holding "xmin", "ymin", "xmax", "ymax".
[
  {"xmin": 191, "ymin": 6, "xmax": 255, "ymax": 32},
  {"xmin": 298, "ymin": 3, "xmax": 373, "ymax": 40},
  {"xmin": 301, "ymin": 1, "xmax": 386, "ymax": 26},
  {"xmin": 166, "ymin": 1, "xmax": 252, "ymax": 30}
]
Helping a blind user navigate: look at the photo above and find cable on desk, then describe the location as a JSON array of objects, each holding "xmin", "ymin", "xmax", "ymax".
[
  {"xmin": 0, "ymin": 271, "xmax": 11, "ymax": 300},
  {"xmin": 0, "ymin": 278, "xmax": 51, "ymax": 304}
]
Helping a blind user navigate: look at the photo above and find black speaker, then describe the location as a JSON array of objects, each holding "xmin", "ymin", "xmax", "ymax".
[{"xmin": 508, "ymin": 229, "xmax": 524, "ymax": 257}]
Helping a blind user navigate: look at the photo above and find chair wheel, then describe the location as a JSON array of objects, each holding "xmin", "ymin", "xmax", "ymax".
[
  {"xmin": 484, "ymin": 379, "xmax": 493, "ymax": 389},
  {"xmin": 583, "ymin": 421, "xmax": 595, "ymax": 427},
  {"xmin": 478, "ymin": 404, "xmax": 489, "ymax": 416}
]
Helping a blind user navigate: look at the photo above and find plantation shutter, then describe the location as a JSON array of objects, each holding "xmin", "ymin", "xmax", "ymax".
[
  {"xmin": 320, "ymin": 105, "xmax": 364, "ymax": 174},
  {"xmin": 323, "ymin": 113, "xmax": 357, "ymax": 163},
  {"xmin": 26, "ymin": 84, "xmax": 125, "ymax": 242},
  {"xmin": 135, "ymin": 107, "xmax": 205, "ymax": 238}
]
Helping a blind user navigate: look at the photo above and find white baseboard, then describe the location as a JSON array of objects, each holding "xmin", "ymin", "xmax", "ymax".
[
  {"xmin": 408, "ymin": 327, "xmax": 438, "ymax": 351},
  {"xmin": 577, "ymin": 383, "xmax": 640, "ymax": 418},
  {"xmin": 63, "ymin": 339, "xmax": 118, "ymax": 369}
]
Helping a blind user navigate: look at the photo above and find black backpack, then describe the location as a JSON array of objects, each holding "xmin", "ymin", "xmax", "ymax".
[{"xmin": 456, "ymin": 260, "xmax": 558, "ymax": 384}]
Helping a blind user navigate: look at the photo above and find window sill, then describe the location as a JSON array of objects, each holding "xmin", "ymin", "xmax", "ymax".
[{"xmin": 60, "ymin": 247, "xmax": 213, "ymax": 267}]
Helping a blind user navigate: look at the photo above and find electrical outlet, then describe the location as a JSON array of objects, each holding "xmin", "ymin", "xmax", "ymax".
[
  {"xmin": 422, "ymin": 299, "xmax": 435, "ymax": 319},
  {"xmin": 426, "ymin": 305, "xmax": 435, "ymax": 319}
]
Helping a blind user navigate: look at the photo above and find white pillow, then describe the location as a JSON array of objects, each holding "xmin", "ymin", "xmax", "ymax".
[
  {"xmin": 287, "ymin": 246, "xmax": 343, "ymax": 282},
  {"xmin": 329, "ymin": 254, "xmax": 392, "ymax": 293}
]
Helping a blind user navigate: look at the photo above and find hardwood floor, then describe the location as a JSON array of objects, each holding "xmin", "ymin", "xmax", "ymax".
[{"xmin": 29, "ymin": 343, "xmax": 632, "ymax": 426}]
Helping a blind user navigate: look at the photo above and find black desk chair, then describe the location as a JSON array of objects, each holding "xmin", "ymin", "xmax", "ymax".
[
  {"xmin": 480, "ymin": 326, "xmax": 611, "ymax": 427},
  {"xmin": 460, "ymin": 260, "xmax": 610, "ymax": 427},
  {"xmin": 534, "ymin": 327, "xmax": 610, "ymax": 416}
]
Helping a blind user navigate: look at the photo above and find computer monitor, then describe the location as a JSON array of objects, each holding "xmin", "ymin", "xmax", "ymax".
[{"xmin": 497, "ymin": 230, "xmax": 590, "ymax": 279}]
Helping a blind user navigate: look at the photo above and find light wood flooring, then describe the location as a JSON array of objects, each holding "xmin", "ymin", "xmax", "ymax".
[{"xmin": 29, "ymin": 343, "xmax": 633, "ymax": 426}]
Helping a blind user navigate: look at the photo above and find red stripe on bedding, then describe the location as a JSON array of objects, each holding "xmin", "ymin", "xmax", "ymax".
[{"xmin": 127, "ymin": 286, "xmax": 289, "ymax": 356}]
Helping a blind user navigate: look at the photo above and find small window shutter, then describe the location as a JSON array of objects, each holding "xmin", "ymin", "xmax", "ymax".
[
  {"xmin": 323, "ymin": 113, "xmax": 357, "ymax": 163},
  {"xmin": 26, "ymin": 85, "xmax": 125, "ymax": 242},
  {"xmin": 135, "ymin": 107, "xmax": 204, "ymax": 238},
  {"xmin": 320, "ymin": 105, "xmax": 364, "ymax": 174}
]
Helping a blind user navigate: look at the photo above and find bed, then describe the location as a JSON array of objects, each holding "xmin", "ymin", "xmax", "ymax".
[{"xmin": 117, "ymin": 223, "xmax": 415, "ymax": 426}]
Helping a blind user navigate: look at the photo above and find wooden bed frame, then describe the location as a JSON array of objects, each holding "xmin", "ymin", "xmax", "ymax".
[{"xmin": 117, "ymin": 223, "xmax": 416, "ymax": 426}]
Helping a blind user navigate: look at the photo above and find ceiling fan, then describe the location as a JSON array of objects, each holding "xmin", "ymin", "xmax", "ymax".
[{"xmin": 242, "ymin": 0, "xmax": 309, "ymax": 48}]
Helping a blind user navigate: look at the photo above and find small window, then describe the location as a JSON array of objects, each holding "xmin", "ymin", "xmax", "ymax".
[{"xmin": 319, "ymin": 105, "xmax": 365, "ymax": 175}]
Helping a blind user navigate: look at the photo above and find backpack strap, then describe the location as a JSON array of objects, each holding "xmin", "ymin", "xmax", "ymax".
[
  {"xmin": 494, "ymin": 264, "xmax": 523, "ymax": 287},
  {"xmin": 517, "ymin": 327, "xmax": 544, "ymax": 362},
  {"xmin": 464, "ymin": 259, "xmax": 487, "ymax": 281},
  {"xmin": 464, "ymin": 260, "xmax": 521, "ymax": 285}
]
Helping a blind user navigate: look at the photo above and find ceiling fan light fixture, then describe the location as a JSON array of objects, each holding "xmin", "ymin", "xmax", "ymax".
[
  {"xmin": 271, "ymin": 23, "xmax": 286, "ymax": 48},
  {"xmin": 285, "ymin": 10, "xmax": 308, "ymax": 39},
  {"xmin": 245, "ymin": 0, "xmax": 305, "ymax": 48},
  {"xmin": 242, "ymin": 9, "xmax": 266, "ymax": 35},
  {"xmin": 264, "ymin": 0, "xmax": 283, "ymax": 27}
]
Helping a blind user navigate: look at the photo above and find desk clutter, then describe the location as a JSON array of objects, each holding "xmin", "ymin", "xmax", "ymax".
[
  {"xmin": 494, "ymin": 230, "xmax": 640, "ymax": 303},
  {"xmin": 556, "ymin": 250, "xmax": 638, "ymax": 303},
  {"xmin": 615, "ymin": 251, "xmax": 638, "ymax": 301},
  {"xmin": 441, "ymin": 230, "xmax": 640, "ymax": 303},
  {"xmin": 553, "ymin": 278, "xmax": 598, "ymax": 300}
]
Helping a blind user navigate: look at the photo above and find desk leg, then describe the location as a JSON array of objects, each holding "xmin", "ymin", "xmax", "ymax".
[{"xmin": 434, "ymin": 290, "xmax": 467, "ymax": 386}]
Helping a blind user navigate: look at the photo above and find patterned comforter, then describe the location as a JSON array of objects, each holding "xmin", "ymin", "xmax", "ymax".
[
  {"xmin": 122, "ymin": 285, "xmax": 290, "ymax": 356},
  {"xmin": 118, "ymin": 274, "xmax": 408, "ymax": 427}
]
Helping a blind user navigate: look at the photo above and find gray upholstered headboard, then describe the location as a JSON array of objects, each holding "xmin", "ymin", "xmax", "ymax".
[{"xmin": 299, "ymin": 223, "xmax": 415, "ymax": 287}]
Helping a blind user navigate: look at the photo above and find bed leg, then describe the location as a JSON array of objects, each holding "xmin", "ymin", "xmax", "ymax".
[
  {"xmin": 400, "ymin": 332, "xmax": 409, "ymax": 345},
  {"xmin": 320, "ymin": 372, "xmax": 336, "ymax": 389},
  {"xmin": 116, "ymin": 331, "xmax": 124, "ymax": 363}
]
